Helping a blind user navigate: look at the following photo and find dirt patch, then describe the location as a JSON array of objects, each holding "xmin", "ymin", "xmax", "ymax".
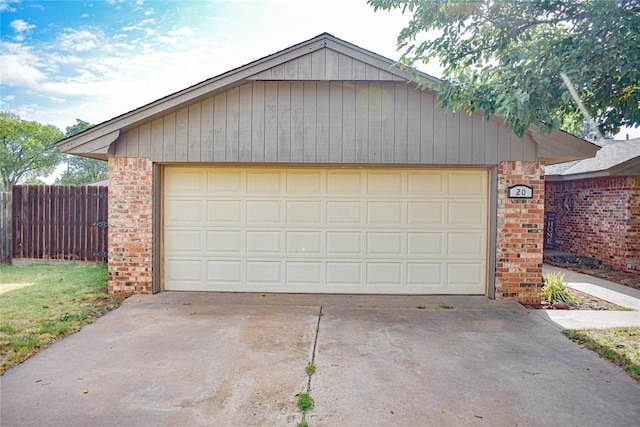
[
  {"xmin": 539, "ymin": 289, "xmax": 626, "ymax": 311},
  {"xmin": 524, "ymin": 288, "xmax": 629, "ymax": 311}
]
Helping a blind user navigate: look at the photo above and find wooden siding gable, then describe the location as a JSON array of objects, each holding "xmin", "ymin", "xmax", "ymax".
[
  {"xmin": 247, "ymin": 48, "xmax": 406, "ymax": 82},
  {"xmin": 116, "ymin": 80, "xmax": 544, "ymax": 166}
]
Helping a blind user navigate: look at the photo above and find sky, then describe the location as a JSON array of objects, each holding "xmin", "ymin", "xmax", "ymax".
[{"xmin": 0, "ymin": 0, "xmax": 429, "ymax": 132}]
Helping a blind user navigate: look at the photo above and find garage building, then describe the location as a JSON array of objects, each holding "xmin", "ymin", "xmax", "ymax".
[{"xmin": 58, "ymin": 33, "xmax": 598, "ymax": 304}]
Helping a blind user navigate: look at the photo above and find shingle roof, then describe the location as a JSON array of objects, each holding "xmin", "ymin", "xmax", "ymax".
[{"xmin": 546, "ymin": 138, "xmax": 640, "ymax": 177}]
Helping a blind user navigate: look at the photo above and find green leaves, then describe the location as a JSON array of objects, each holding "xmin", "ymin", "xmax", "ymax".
[
  {"xmin": 0, "ymin": 111, "xmax": 64, "ymax": 190},
  {"xmin": 369, "ymin": 0, "xmax": 640, "ymax": 137}
]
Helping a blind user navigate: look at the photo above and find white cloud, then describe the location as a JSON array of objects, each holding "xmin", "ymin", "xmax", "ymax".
[
  {"xmin": 11, "ymin": 19, "xmax": 36, "ymax": 33},
  {"xmin": 0, "ymin": 42, "xmax": 48, "ymax": 87},
  {"xmin": 10, "ymin": 19, "xmax": 36, "ymax": 41},
  {"xmin": 121, "ymin": 18, "xmax": 155, "ymax": 32},
  {"xmin": 58, "ymin": 29, "xmax": 101, "ymax": 52},
  {"xmin": 167, "ymin": 26, "xmax": 193, "ymax": 37},
  {"xmin": 2, "ymin": 95, "xmax": 15, "ymax": 102},
  {"xmin": 0, "ymin": 0, "xmax": 18, "ymax": 12}
]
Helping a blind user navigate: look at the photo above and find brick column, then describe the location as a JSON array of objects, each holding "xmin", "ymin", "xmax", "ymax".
[
  {"xmin": 108, "ymin": 157, "xmax": 153, "ymax": 295},
  {"xmin": 496, "ymin": 161, "xmax": 544, "ymax": 305}
]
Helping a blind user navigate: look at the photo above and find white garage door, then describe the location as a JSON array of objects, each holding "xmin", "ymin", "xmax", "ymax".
[{"xmin": 164, "ymin": 167, "xmax": 487, "ymax": 294}]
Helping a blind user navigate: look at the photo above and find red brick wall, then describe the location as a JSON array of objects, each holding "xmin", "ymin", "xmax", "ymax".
[
  {"xmin": 108, "ymin": 157, "xmax": 154, "ymax": 294},
  {"xmin": 545, "ymin": 176, "xmax": 640, "ymax": 274},
  {"xmin": 496, "ymin": 161, "xmax": 545, "ymax": 305}
]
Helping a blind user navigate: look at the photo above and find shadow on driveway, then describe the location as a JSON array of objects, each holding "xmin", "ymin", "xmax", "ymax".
[{"xmin": 1, "ymin": 293, "xmax": 639, "ymax": 426}]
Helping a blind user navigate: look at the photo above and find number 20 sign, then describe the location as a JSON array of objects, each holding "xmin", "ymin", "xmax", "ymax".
[{"xmin": 507, "ymin": 184, "xmax": 533, "ymax": 199}]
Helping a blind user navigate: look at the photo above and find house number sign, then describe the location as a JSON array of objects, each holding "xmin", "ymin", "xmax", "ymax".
[{"xmin": 507, "ymin": 184, "xmax": 533, "ymax": 199}]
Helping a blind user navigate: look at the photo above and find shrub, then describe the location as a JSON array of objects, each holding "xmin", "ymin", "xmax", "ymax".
[{"xmin": 542, "ymin": 272, "xmax": 578, "ymax": 305}]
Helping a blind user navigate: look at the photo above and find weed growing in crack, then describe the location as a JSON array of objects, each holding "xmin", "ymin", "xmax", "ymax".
[
  {"xmin": 305, "ymin": 362, "xmax": 316, "ymax": 376},
  {"xmin": 296, "ymin": 421, "xmax": 309, "ymax": 427},
  {"xmin": 438, "ymin": 303, "xmax": 453, "ymax": 309},
  {"xmin": 297, "ymin": 393, "xmax": 315, "ymax": 411}
]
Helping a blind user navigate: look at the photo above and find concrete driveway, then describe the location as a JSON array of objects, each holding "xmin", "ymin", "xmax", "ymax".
[{"xmin": 1, "ymin": 293, "xmax": 639, "ymax": 426}]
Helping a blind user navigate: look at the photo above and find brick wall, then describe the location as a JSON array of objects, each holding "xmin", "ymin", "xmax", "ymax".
[
  {"xmin": 545, "ymin": 176, "xmax": 640, "ymax": 274},
  {"xmin": 108, "ymin": 157, "xmax": 154, "ymax": 294},
  {"xmin": 496, "ymin": 161, "xmax": 545, "ymax": 305}
]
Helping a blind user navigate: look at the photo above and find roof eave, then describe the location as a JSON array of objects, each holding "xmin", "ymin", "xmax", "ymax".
[{"xmin": 530, "ymin": 127, "xmax": 600, "ymax": 165}]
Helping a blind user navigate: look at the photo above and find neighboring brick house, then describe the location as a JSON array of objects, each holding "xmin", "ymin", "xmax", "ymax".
[
  {"xmin": 545, "ymin": 138, "xmax": 640, "ymax": 274},
  {"xmin": 57, "ymin": 33, "xmax": 598, "ymax": 304}
]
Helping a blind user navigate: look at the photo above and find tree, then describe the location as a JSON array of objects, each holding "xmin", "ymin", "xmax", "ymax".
[
  {"xmin": 56, "ymin": 119, "xmax": 108, "ymax": 185},
  {"xmin": 0, "ymin": 111, "xmax": 64, "ymax": 190},
  {"xmin": 369, "ymin": 0, "xmax": 640, "ymax": 137}
]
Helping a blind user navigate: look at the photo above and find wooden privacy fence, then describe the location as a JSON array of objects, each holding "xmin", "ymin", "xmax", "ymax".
[
  {"xmin": 1, "ymin": 192, "xmax": 11, "ymax": 264},
  {"xmin": 12, "ymin": 185, "xmax": 108, "ymax": 261}
]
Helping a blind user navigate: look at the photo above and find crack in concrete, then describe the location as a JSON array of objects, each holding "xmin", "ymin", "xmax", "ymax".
[{"xmin": 300, "ymin": 306, "xmax": 323, "ymax": 425}]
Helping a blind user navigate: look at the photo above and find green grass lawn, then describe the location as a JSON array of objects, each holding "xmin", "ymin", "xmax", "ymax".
[
  {"xmin": 564, "ymin": 327, "xmax": 640, "ymax": 381},
  {"xmin": 0, "ymin": 263, "xmax": 120, "ymax": 374}
]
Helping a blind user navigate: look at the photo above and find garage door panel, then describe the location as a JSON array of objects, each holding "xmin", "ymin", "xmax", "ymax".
[
  {"xmin": 247, "ymin": 172, "xmax": 281, "ymax": 193},
  {"xmin": 326, "ymin": 232, "xmax": 362, "ymax": 255},
  {"xmin": 407, "ymin": 172, "xmax": 444, "ymax": 195},
  {"xmin": 327, "ymin": 201, "xmax": 362, "ymax": 224},
  {"xmin": 165, "ymin": 230, "xmax": 203, "ymax": 254},
  {"xmin": 166, "ymin": 170, "xmax": 205, "ymax": 194},
  {"xmin": 246, "ymin": 201, "xmax": 282, "ymax": 224},
  {"xmin": 448, "ymin": 232, "xmax": 484, "ymax": 256},
  {"xmin": 207, "ymin": 260, "xmax": 242, "ymax": 283},
  {"xmin": 448, "ymin": 263, "xmax": 484, "ymax": 285},
  {"xmin": 448, "ymin": 171, "xmax": 485, "ymax": 196},
  {"xmin": 406, "ymin": 263, "xmax": 442, "ymax": 285},
  {"xmin": 407, "ymin": 232, "xmax": 442, "ymax": 255},
  {"xmin": 326, "ymin": 262, "xmax": 362, "ymax": 285},
  {"xmin": 367, "ymin": 202, "xmax": 402, "ymax": 224},
  {"xmin": 367, "ymin": 263, "xmax": 402, "ymax": 285},
  {"xmin": 207, "ymin": 200, "xmax": 241, "ymax": 223},
  {"xmin": 286, "ymin": 262, "xmax": 321, "ymax": 284},
  {"xmin": 207, "ymin": 171, "xmax": 241, "ymax": 193},
  {"xmin": 368, "ymin": 171, "xmax": 402, "ymax": 193},
  {"xmin": 407, "ymin": 202, "xmax": 443, "ymax": 225},
  {"xmin": 286, "ymin": 171, "xmax": 322, "ymax": 193},
  {"xmin": 286, "ymin": 231, "xmax": 321, "ymax": 254},
  {"xmin": 165, "ymin": 167, "xmax": 487, "ymax": 294},
  {"xmin": 246, "ymin": 231, "xmax": 281, "ymax": 254},
  {"xmin": 286, "ymin": 201, "xmax": 322, "ymax": 224},
  {"xmin": 448, "ymin": 202, "xmax": 485, "ymax": 226},
  {"xmin": 166, "ymin": 259, "xmax": 203, "ymax": 282},
  {"xmin": 167, "ymin": 200, "xmax": 203, "ymax": 224},
  {"xmin": 246, "ymin": 261, "xmax": 281, "ymax": 284},
  {"xmin": 207, "ymin": 230, "xmax": 242, "ymax": 254},
  {"xmin": 327, "ymin": 172, "xmax": 362, "ymax": 194},
  {"xmin": 366, "ymin": 232, "xmax": 402, "ymax": 255}
]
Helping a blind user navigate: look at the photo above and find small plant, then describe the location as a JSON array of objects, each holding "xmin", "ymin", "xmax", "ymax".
[
  {"xmin": 297, "ymin": 393, "xmax": 315, "ymax": 411},
  {"xmin": 416, "ymin": 305, "xmax": 426, "ymax": 309},
  {"xmin": 296, "ymin": 421, "xmax": 309, "ymax": 427},
  {"xmin": 305, "ymin": 362, "xmax": 316, "ymax": 376},
  {"xmin": 438, "ymin": 303, "xmax": 453, "ymax": 309},
  {"xmin": 542, "ymin": 272, "xmax": 578, "ymax": 305}
]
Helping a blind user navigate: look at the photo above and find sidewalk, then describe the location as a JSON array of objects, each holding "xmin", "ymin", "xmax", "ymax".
[{"xmin": 531, "ymin": 264, "xmax": 640, "ymax": 330}]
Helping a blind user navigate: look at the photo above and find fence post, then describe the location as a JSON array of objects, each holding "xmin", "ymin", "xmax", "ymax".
[{"xmin": 0, "ymin": 191, "xmax": 12, "ymax": 264}]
